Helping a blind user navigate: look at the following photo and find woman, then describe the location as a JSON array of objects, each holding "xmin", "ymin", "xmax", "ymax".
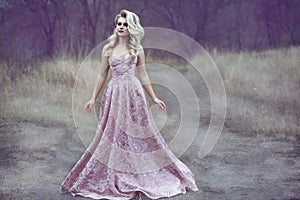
[{"xmin": 60, "ymin": 9, "xmax": 198, "ymax": 199}]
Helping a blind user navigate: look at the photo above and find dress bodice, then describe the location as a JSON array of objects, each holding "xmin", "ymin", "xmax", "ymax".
[{"xmin": 108, "ymin": 53, "xmax": 138, "ymax": 79}]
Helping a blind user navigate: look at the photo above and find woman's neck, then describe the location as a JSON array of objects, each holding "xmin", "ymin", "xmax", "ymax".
[{"xmin": 118, "ymin": 36, "xmax": 128, "ymax": 46}]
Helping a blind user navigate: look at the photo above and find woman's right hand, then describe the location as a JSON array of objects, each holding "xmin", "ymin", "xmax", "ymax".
[{"xmin": 85, "ymin": 99, "xmax": 95, "ymax": 113}]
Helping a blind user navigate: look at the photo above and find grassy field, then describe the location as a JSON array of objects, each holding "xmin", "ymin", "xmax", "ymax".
[
  {"xmin": 211, "ymin": 46, "xmax": 299, "ymax": 137},
  {"xmin": 0, "ymin": 46, "xmax": 299, "ymax": 137}
]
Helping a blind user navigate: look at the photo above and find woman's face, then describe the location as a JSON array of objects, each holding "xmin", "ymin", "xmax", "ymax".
[{"xmin": 116, "ymin": 17, "xmax": 129, "ymax": 37}]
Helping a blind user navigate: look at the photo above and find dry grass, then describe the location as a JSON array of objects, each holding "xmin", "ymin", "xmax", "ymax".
[
  {"xmin": 1, "ymin": 46, "xmax": 299, "ymax": 137},
  {"xmin": 0, "ymin": 58, "xmax": 77, "ymax": 124},
  {"xmin": 210, "ymin": 46, "xmax": 300, "ymax": 137}
]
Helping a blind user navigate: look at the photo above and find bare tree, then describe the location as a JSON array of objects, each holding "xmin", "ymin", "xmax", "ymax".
[
  {"xmin": 233, "ymin": 0, "xmax": 243, "ymax": 50},
  {"xmin": 278, "ymin": 0, "xmax": 299, "ymax": 46},
  {"xmin": 0, "ymin": 0, "xmax": 299, "ymax": 61},
  {"xmin": 78, "ymin": 0, "xmax": 101, "ymax": 48},
  {"xmin": 23, "ymin": 0, "xmax": 61, "ymax": 58},
  {"xmin": 257, "ymin": 0, "xmax": 280, "ymax": 48},
  {"xmin": 145, "ymin": 0, "xmax": 228, "ymax": 43}
]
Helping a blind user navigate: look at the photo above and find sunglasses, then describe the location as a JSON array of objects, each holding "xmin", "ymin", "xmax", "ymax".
[{"xmin": 117, "ymin": 22, "xmax": 128, "ymax": 27}]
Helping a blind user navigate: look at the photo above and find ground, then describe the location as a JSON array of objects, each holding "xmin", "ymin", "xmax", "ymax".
[{"xmin": 0, "ymin": 115, "xmax": 299, "ymax": 200}]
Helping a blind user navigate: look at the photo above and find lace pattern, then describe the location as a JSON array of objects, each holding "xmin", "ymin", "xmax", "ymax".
[{"xmin": 60, "ymin": 55, "xmax": 198, "ymax": 199}]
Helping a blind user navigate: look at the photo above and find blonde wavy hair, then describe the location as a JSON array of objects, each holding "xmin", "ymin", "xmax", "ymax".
[{"xmin": 105, "ymin": 9, "xmax": 144, "ymax": 62}]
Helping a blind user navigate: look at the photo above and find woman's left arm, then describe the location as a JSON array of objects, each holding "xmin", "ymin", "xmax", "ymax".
[{"xmin": 136, "ymin": 45, "xmax": 166, "ymax": 110}]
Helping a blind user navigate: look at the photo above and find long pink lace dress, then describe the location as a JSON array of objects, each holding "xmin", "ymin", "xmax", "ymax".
[{"xmin": 60, "ymin": 53, "xmax": 198, "ymax": 199}]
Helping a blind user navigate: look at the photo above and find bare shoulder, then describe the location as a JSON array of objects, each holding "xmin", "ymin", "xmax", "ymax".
[
  {"xmin": 136, "ymin": 44, "xmax": 145, "ymax": 57},
  {"xmin": 137, "ymin": 44, "xmax": 144, "ymax": 52},
  {"xmin": 102, "ymin": 43, "xmax": 110, "ymax": 54}
]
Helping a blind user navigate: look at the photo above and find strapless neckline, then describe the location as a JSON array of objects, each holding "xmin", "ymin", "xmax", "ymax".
[
  {"xmin": 109, "ymin": 52, "xmax": 130, "ymax": 62},
  {"xmin": 109, "ymin": 53, "xmax": 138, "ymax": 64}
]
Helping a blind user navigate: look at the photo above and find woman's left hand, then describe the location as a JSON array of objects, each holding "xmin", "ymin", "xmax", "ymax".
[{"xmin": 153, "ymin": 97, "xmax": 166, "ymax": 110}]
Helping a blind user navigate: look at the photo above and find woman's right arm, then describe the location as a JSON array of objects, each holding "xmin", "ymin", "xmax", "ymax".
[{"xmin": 85, "ymin": 44, "xmax": 110, "ymax": 112}]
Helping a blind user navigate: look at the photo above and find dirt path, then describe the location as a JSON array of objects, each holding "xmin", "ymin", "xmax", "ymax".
[{"xmin": 0, "ymin": 117, "xmax": 299, "ymax": 200}]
